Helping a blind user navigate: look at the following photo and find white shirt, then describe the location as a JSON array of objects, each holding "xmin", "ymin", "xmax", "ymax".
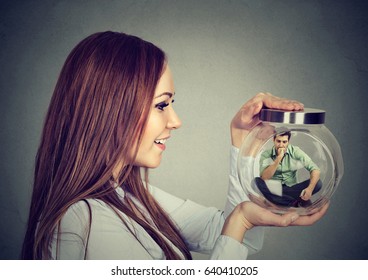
[{"xmin": 51, "ymin": 146, "xmax": 264, "ymax": 259}]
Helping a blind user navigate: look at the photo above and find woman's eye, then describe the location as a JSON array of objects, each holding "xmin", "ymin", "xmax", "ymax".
[{"xmin": 155, "ymin": 102, "xmax": 170, "ymax": 111}]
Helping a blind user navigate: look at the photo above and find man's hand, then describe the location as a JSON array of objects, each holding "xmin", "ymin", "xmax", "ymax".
[
  {"xmin": 276, "ymin": 147, "xmax": 286, "ymax": 160},
  {"xmin": 300, "ymin": 188, "xmax": 313, "ymax": 200}
]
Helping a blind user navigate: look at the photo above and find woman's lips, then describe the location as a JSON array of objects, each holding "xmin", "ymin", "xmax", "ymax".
[{"xmin": 154, "ymin": 138, "xmax": 168, "ymax": 151}]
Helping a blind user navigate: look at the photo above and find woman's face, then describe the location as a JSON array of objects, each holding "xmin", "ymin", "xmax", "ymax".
[{"xmin": 134, "ymin": 65, "xmax": 182, "ymax": 168}]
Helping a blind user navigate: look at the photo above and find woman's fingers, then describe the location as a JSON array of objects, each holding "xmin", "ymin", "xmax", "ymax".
[
  {"xmin": 240, "ymin": 201, "xmax": 329, "ymax": 228},
  {"xmin": 291, "ymin": 203, "xmax": 329, "ymax": 226}
]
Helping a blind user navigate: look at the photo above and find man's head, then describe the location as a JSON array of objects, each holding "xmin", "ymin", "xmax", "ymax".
[{"xmin": 273, "ymin": 131, "xmax": 291, "ymax": 152}]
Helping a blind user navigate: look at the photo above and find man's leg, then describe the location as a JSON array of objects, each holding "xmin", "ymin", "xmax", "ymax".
[
  {"xmin": 283, "ymin": 179, "xmax": 323, "ymax": 207},
  {"xmin": 283, "ymin": 179, "xmax": 322, "ymax": 199},
  {"xmin": 254, "ymin": 177, "xmax": 297, "ymax": 207}
]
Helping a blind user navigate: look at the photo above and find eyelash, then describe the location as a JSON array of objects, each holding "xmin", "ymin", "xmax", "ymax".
[{"xmin": 155, "ymin": 100, "xmax": 174, "ymax": 111}]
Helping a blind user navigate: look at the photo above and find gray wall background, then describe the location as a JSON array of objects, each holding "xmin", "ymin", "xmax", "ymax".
[{"xmin": 1, "ymin": 0, "xmax": 367, "ymax": 260}]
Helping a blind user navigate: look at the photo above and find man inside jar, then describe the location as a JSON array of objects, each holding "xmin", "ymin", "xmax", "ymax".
[{"xmin": 255, "ymin": 130, "xmax": 322, "ymax": 207}]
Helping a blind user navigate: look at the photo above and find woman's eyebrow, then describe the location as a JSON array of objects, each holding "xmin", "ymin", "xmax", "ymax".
[{"xmin": 155, "ymin": 92, "xmax": 174, "ymax": 99}]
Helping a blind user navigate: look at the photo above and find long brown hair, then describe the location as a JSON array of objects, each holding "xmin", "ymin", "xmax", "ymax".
[{"xmin": 22, "ymin": 31, "xmax": 191, "ymax": 259}]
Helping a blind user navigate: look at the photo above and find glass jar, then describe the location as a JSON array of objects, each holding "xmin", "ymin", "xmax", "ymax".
[{"xmin": 237, "ymin": 108, "xmax": 344, "ymax": 215}]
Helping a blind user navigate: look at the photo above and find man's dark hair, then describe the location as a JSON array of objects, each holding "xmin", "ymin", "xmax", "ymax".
[{"xmin": 274, "ymin": 130, "xmax": 291, "ymax": 140}]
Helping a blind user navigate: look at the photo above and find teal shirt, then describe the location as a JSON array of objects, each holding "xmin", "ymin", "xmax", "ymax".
[{"xmin": 259, "ymin": 144, "xmax": 319, "ymax": 186}]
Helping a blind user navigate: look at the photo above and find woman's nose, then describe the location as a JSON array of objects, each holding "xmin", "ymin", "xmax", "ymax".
[{"xmin": 167, "ymin": 107, "xmax": 182, "ymax": 129}]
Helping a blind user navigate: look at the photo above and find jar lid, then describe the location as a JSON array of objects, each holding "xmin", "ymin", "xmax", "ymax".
[{"xmin": 259, "ymin": 108, "xmax": 325, "ymax": 124}]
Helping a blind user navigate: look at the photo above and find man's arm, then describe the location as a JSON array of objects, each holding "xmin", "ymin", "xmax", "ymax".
[
  {"xmin": 300, "ymin": 169, "xmax": 320, "ymax": 200},
  {"xmin": 293, "ymin": 146, "xmax": 321, "ymax": 200},
  {"xmin": 260, "ymin": 148, "xmax": 285, "ymax": 180}
]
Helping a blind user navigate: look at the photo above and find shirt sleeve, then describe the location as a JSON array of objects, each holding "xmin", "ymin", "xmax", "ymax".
[
  {"xmin": 259, "ymin": 149, "xmax": 273, "ymax": 175},
  {"xmin": 151, "ymin": 187, "xmax": 248, "ymax": 259},
  {"xmin": 210, "ymin": 235, "xmax": 249, "ymax": 260},
  {"xmin": 224, "ymin": 146, "xmax": 264, "ymax": 255}
]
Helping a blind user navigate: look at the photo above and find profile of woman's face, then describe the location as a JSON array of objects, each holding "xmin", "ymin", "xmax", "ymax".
[{"xmin": 133, "ymin": 65, "xmax": 182, "ymax": 168}]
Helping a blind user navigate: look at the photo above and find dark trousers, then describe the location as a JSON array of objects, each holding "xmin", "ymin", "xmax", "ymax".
[{"xmin": 255, "ymin": 177, "xmax": 322, "ymax": 207}]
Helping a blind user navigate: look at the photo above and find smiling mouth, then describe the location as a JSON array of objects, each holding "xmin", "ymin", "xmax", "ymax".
[{"xmin": 154, "ymin": 139, "xmax": 167, "ymax": 145}]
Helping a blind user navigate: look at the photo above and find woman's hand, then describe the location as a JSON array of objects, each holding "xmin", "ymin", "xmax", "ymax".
[
  {"xmin": 221, "ymin": 201, "xmax": 329, "ymax": 243},
  {"xmin": 231, "ymin": 92, "xmax": 304, "ymax": 148}
]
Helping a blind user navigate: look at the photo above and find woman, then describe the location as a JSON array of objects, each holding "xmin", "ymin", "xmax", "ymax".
[{"xmin": 22, "ymin": 31, "xmax": 327, "ymax": 260}]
